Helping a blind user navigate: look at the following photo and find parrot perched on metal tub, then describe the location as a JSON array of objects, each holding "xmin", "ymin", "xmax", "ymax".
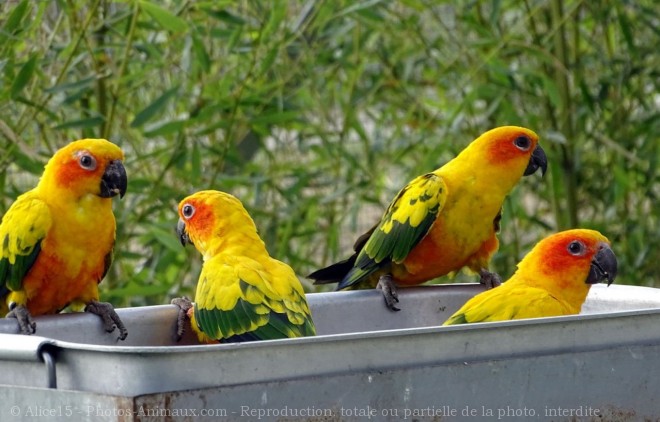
[
  {"xmin": 0, "ymin": 139, "xmax": 128, "ymax": 339},
  {"xmin": 443, "ymin": 229, "xmax": 617, "ymax": 325},
  {"xmin": 308, "ymin": 126, "xmax": 548, "ymax": 311},
  {"xmin": 172, "ymin": 190, "xmax": 316, "ymax": 343}
]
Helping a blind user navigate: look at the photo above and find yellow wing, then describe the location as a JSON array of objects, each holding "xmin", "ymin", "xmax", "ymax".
[
  {"xmin": 339, "ymin": 173, "xmax": 448, "ymax": 289},
  {"xmin": 193, "ymin": 255, "xmax": 315, "ymax": 342},
  {"xmin": 443, "ymin": 285, "xmax": 570, "ymax": 325},
  {"xmin": 0, "ymin": 192, "xmax": 52, "ymax": 300}
]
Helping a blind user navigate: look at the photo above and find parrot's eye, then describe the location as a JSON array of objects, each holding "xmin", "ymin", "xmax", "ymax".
[
  {"xmin": 78, "ymin": 154, "xmax": 97, "ymax": 171},
  {"xmin": 182, "ymin": 204, "xmax": 195, "ymax": 219},
  {"xmin": 567, "ymin": 240, "xmax": 585, "ymax": 256},
  {"xmin": 513, "ymin": 136, "xmax": 532, "ymax": 151}
]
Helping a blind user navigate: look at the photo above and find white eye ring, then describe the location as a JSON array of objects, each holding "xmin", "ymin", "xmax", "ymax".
[
  {"xmin": 78, "ymin": 153, "xmax": 97, "ymax": 171},
  {"xmin": 513, "ymin": 136, "xmax": 532, "ymax": 151},
  {"xmin": 567, "ymin": 240, "xmax": 585, "ymax": 256},
  {"xmin": 182, "ymin": 204, "xmax": 195, "ymax": 219}
]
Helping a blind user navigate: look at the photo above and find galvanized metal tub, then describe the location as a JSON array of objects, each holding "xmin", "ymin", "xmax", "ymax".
[{"xmin": 1, "ymin": 283, "xmax": 659, "ymax": 421}]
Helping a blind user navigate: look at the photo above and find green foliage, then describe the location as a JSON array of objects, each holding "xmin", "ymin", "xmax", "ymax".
[{"xmin": 0, "ymin": 0, "xmax": 657, "ymax": 307}]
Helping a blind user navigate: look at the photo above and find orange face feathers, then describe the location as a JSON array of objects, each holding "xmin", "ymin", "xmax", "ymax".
[
  {"xmin": 177, "ymin": 190, "xmax": 259, "ymax": 256},
  {"xmin": 40, "ymin": 139, "xmax": 127, "ymax": 200},
  {"xmin": 483, "ymin": 126, "xmax": 538, "ymax": 160},
  {"xmin": 517, "ymin": 229, "xmax": 617, "ymax": 288},
  {"xmin": 475, "ymin": 126, "xmax": 547, "ymax": 176},
  {"xmin": 177, "ymin": 192, "xmax": 219, "ymax": 247}
]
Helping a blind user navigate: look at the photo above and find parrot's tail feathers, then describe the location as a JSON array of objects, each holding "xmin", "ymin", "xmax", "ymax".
[
  {"xmin": 309, "ymin": 222, "xmax": 376, "ymax": 286},
  {"xmin": 308, "ymin": 255, "xmax": 357, "ymax": 285},
  {"xmin": 353, "ymin": 222, "xmax": 378, "ymax": 253}
]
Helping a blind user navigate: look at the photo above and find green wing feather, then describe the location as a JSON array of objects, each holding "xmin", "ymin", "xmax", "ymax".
[
  {"xmin": 194, "ymin": 260, "xmax": 315, "ymax": 342},
  {"xmin": 101, "ymin": 247, "xmax": 114, "ymax": 280},
  {"xmin": 443, "ymin": 312, "xmax": 468, "ymax": 325},
  {"xmin": 338, "ymin": 173, "xmax": 447, "ymax": 289},
  {"xmin": 0, "ymin": 194, "xmax": 51, "ymax": 295}
]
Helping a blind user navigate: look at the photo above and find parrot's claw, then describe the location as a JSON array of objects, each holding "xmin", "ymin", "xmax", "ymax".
[
  {"xmin": 85, "ymin": 301, "xmax": 127, "ymax": 341},
  {"xmin": 479, "ymin": 269, "xmax": 502, "ymax": 289},
  {"xmin": 377, "ymin": 274, "xmax": 400, "ymax": 312},
  {"xmin": 171, "ymin": 296, "xmax": 193, "ymax": 341},
  {"xmin": 7, "ymin": 304, "xmax": 36, "ymax": 335}
]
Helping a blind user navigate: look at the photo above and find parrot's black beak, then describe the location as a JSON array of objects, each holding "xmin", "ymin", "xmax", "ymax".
[
  {"xmin": 100, "ymin": 160, "xmax": 128, "ymax": 198},
  {"xmin": 524, "ymin": 144, "xmax": 548, "ymax": 177},
  {"xmin": 586, "ymin": 243, "xmax": 618, "ymax": 286},
  {"xmin": 177, "ymin": 218, "xmax": 192, "ymax": 247}
]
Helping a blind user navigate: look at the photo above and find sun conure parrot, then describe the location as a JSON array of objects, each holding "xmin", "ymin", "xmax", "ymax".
[
  {"xmin": 308, "ymin": 126, "xmax": 547, "ymax": 311},
  {"xmin": 443, "ymin": 229, "xmax": 617, "ymax": 325},
  {"xmin": 172, "ymin": 190, "xmax": 316, "ymax": 343},
  {"xmin": 0, "ymin": 139, "xmax": 128, "ymax": 339}
]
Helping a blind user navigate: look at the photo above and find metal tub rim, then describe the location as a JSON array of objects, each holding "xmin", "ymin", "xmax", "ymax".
[{"xmin": 31, "ymin": 305, "xmax": 660, "ymax": 355}]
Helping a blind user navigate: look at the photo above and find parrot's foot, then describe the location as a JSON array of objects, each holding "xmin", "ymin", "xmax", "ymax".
[
  {"xmin": 85, "ymin": 301, "xmax": 127, "ymax": 341},
  {"xmin": 171, "ymin": 296, "xmax": 193, "ymax": 341},
  {"xmin": 376, "ymin": 274, "xmax": 400, "ymax": 312},
  {"xmin": 479, "ymin": 269, "xmax": 502, "ymax": 289},
  {"xmin": 6, "ymin": 304, "xmax": 36, "ymax": 335}
]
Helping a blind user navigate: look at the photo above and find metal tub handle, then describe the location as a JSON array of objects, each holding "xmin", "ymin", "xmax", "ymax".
[{"xmin": 0, "ymin": 334, "xmax": 58, "ymax": 388}]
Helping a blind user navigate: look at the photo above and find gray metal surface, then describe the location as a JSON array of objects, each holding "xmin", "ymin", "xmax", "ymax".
[
  {"xmin": 133, "ymin": 342, "xmax": 659, "ymax": 421},
  {"xmin": 12, "ymin": 307, "xmax": 660, "ymax": 396},
  {"xmin": 2, "ymin": 283, "xmax": 657, "ymax": 343},
  {"xmin": 0, "ymin": 283, "xmax": 659, "ymax": 421},
  {"xmin": 0, "ymin": 333, "xmax": 55, "ymax": 361},
  {"xmin": 0, "ymin": 283, "xmax": 488, "ymax": 345},
  {"xmin": 582, "ymin": 283, "xmax": 660, "ymax": 313},
  {"xmin": 0, "ymin": 303, "xmax": 200, "ymax": 346}
]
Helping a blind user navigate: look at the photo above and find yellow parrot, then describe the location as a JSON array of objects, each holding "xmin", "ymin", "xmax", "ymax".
[
  {"xmin": 309, "ymin": 126, "xmax": 547, "ymax": 310},
  {"xmin": 0, "ymin": 139, "xmax": 128, "ymax": 339},
  {"xmin": 172, "ymin": 190, "xmax": 316, "ymax": 343},
  {"xmin": 443, "ymin": 229, "xmax": 617, "ymax": 325}
]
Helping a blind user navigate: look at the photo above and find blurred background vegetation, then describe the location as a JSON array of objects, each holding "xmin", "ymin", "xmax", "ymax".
[{"xmin": 0, "ymin": 0, "xmax": 657, "ymax": 307}]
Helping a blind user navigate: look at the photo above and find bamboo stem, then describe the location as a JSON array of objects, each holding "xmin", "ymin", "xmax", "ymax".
[
  {"xmin": 16, "ymin": 0, "xmax": 102, "ymax": 135},
  {"xmin": 551, "ymin": 0, "xmax": 579, "ymax": 228},
  {"xmin": 103, "ymin": 1, "xmax": 140, "ymax": 139}
]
